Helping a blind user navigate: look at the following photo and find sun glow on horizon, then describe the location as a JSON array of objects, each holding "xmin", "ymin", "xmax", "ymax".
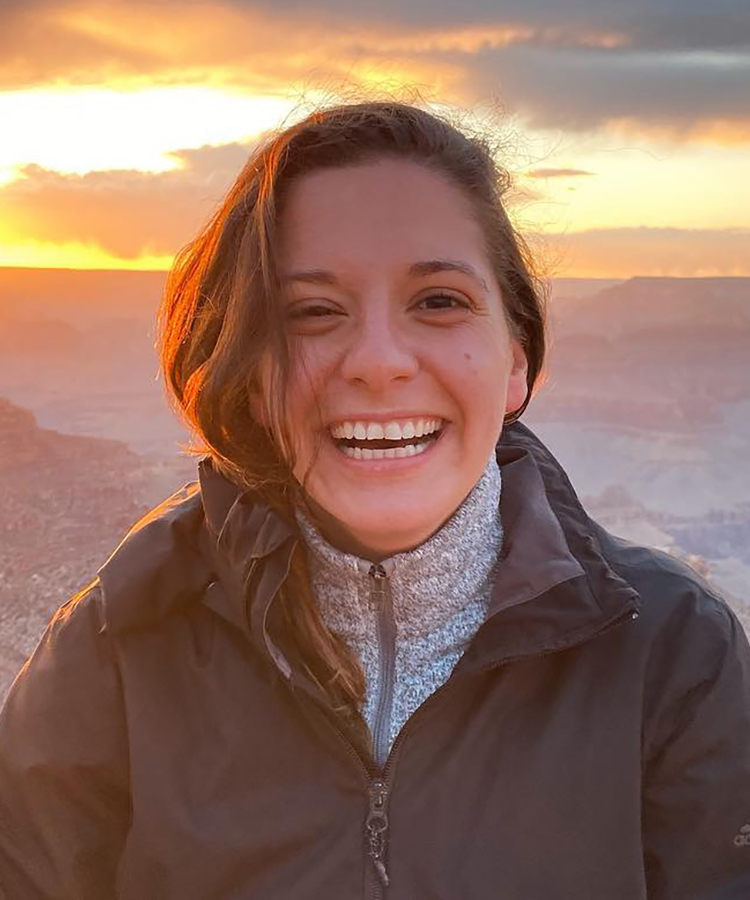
[{"xmin": 0, "ymin": 238, "xmax": 173, "ymax": 271}]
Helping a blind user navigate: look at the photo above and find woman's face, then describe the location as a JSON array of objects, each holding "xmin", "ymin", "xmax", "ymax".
[{"xmin": 272, "ymin": 158, "xmax": 528, "ymax": 558}]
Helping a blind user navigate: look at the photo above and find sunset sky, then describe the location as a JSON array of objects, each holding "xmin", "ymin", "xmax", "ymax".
[{"xmin": 0, "ymin": 0, "xmax": 748, "ymax": 277}]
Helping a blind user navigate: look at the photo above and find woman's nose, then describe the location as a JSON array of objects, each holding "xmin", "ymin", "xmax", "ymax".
[{"xmin": 339, "ymin": 310, "xmax": 418, "ymax": 389}]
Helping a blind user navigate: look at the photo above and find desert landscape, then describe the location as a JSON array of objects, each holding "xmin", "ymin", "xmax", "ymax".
[{"xmin": 1, "ymin": 268, "xmax": 748, "ymax": 699}]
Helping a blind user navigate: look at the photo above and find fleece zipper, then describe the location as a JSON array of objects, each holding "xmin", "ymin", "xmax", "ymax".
[{"xmin": 368, "ymin": 562, "xmax": 397, "ymax": 770}]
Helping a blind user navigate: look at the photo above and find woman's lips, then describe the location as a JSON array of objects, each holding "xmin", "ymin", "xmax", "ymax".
[{"xmin": 328, "ymin": 423, "xmax": 447, "ymax": 465}]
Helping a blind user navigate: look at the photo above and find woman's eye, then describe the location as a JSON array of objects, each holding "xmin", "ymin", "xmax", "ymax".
[
  {"xmin": 287, "ymin": 303, "xmax": 340, "ymax": 320},
  {"xmin": 418, "ymin": 293, "xmax": 469, "ymax": 311},
  {"xmin": 285, "ymin": 302, "xmax": 344, "ymax": 334}
]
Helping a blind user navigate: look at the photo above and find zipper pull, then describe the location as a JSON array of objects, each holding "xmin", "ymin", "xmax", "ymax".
[
  {"xmin": 369, "ymin": 563, "xmax": 387, "ymax": 580},
  {"xmin": 366, "ymin": 778, "xmax": 390, "ymax": 888},
  {"xmin": 368, "ymin": 563, "xmax": 388, "ymax": 614}
]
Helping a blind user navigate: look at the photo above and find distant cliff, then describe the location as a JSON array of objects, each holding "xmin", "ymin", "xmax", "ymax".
[{"xmin": 0, "ymin": 396, "xmax": 187, "ymax": 698}]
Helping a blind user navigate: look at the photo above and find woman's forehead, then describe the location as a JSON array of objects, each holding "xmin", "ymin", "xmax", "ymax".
[{"xmin": 279, "ymin": 159, "xmax": 490, "ymax": 277}]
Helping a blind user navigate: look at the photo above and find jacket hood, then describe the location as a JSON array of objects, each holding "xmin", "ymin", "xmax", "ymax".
[{"xmin": 97, "ymin": 423, "xmax": 640, "ymax": 667}]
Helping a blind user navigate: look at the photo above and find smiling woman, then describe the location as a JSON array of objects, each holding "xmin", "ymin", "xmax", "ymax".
[
  {"xmin": 0, "ymin": 101, "xmax": 748, "ymax": 900},
  {"xmin": 271, "ymin": 158, "xmax": 528, "ymax": 558}
]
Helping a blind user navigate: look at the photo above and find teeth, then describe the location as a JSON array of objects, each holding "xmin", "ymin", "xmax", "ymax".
[
  {"xmin": 330, "ymin": 418, "xmax": 443, "ymax": 441},
  {"xmin": 339, "ymin": 439, "xmax": 433, "ymax": 460}
]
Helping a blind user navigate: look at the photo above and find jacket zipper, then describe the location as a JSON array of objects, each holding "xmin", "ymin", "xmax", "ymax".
[
  {"xmin": 361, "ymin": 600, "xmax": 640, "ymax": 896},
  {"xmin": 366, "ymin": 778, "xmax": 390, "ymax": 892},
  {"xmin": 276, "ymin": 584, "xmax": 639, "ymax": 898}
]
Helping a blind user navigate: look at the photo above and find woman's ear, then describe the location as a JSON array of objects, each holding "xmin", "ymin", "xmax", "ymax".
[{"xmin": 504, "ymin": 339, "xmax": 529, "ymax": 416}]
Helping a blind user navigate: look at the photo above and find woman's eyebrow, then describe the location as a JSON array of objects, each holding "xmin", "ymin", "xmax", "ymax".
[
  {"xmin": 284, "ymin": 269, "xmax": 340, "ymax": 286},
  {"xmin": 408, "ymin": 259, "xmax": 490, "ymax": 294},
  {"xmin": 285, "ymin": 260, "xmax": 489, "ymax": 293}
]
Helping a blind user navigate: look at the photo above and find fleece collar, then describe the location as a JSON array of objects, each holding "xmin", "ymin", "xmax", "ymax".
[{"xmin": 296, "ymin": 453, "xmax": 503, "ymax": 641}]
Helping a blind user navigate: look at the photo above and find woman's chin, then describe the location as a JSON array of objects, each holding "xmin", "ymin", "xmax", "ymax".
[
  {"xmin": 302, "ymin": 425, "xmax": 487, "ymax": 556},
  {"xmin": 308, "ymin": 486, "xmax": 460, "ymax": 558},
  {"xmin": 328, "ymin": 514, "xmax": 444, "ymax": 559}
]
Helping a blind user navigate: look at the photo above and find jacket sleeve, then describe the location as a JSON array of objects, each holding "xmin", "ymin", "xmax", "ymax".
[
  {"xmin": 642, "ymin": 591, "xmax": 750, "ymax": 899},
  {"xmin": 0, "ymin": 581, "xmax": 130, "ymax": 899}
]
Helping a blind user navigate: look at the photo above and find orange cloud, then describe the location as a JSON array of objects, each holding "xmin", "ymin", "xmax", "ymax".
[
  {"xmin": 0, "ymin": 145, "xmax": 251, "ymax": 262},
  {"xmin": 3, "ymin": 150, "xmax": 748, "ymax": 278},
  {"xmin": 0, "ymin": 2, "xmax": 463, "ymax": 95},
  {"xmin": 1, "ymin": 2, "xmax": 634, "ymax": 88}
]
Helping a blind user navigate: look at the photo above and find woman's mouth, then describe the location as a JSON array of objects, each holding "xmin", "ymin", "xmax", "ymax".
[{"xmin": 328, "ymin": 417, "xmax": 446, "ymax": 460}]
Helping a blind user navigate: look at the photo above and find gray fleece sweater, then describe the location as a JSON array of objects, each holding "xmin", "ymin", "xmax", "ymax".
[{"xmin": 296, "ymin": 455, "xmax": 503, "ymax": 767}]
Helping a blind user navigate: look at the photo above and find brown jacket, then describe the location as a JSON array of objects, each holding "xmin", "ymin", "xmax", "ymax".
[{"xmin": 1, "ymin": 423, "xmax": 749, "ymax": 898}]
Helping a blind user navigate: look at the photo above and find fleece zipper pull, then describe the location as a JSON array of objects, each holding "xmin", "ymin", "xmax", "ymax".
[{"xmin": 366, "ymin": 778, "xmax": 390, "ymax": 888}]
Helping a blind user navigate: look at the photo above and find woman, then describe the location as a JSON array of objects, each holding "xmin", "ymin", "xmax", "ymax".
[{"xmin": 0, "ymin": 101, "xmax": 748, "ymax": 899}]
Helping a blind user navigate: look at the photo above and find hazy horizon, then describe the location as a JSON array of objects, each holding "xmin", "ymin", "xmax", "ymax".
[{"xmin": 2, "ymin": 268, "xmax": 749, "ymax": 697}]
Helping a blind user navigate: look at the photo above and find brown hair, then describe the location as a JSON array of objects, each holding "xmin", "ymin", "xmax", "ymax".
[{"xmin": 158, "ymin": 100, "xmax": 546, "ymax": 715}]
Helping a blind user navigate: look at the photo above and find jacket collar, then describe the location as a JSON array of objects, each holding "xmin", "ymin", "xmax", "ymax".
[
  {"xmin": 460, "ymin": 422, "xmax": 640, "ymax": 668},
  {"xmin": 499, "ymin": 422, "xmax": 639, "ymax": 620},
  {"xmin": 97, "ymin": 424, "xmax": 639, "ymax": 672},
  {"xmin": 197, "ymin": 423, "xmax": 640, "ymax": 674},
  {"xmin": 96, "ymin": 462, "xmax": 299, "ymax": 647},
  {"xmin": 198, "ymin": 460, "xmax": 299, "ymax": 673}
]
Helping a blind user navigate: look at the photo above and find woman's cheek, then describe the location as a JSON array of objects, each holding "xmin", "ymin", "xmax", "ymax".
[
  {"xmin": 297, "ymin": 338, "xmax": 340, "ymax": 389},
  {"xmin": 455, "ymin": 345, "xmax": 493, "ymax": 386}
]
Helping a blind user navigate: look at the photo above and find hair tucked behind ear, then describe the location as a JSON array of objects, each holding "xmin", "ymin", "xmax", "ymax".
[{"xmin": 158, "ymin": 98, "xmax": 547, "ymax": 717}]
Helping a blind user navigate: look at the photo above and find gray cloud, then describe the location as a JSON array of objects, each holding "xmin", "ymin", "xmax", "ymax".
[
  {"xmin": 0, "ymin": 2, "xmax": 163, "ymax": 88},
  {"xmin": 236, "ymin": 0, "xmax": 750, "ymax": 51},
  {"xmin": 465, "ymin": 43, "xmax": 750, "ymax": 131},
  {"xmin": 0, "ymin": 0, "xmax": 748, "ymax": 136}
]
